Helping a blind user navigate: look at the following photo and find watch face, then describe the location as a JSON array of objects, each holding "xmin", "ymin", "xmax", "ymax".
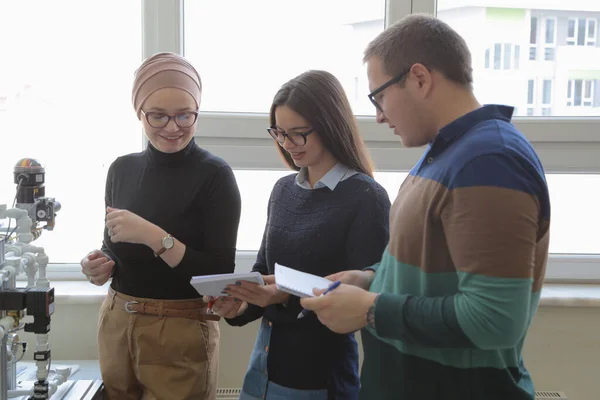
[{"xmin": 163, "ymin": 236, "xmax": 175, "ymax": 249}]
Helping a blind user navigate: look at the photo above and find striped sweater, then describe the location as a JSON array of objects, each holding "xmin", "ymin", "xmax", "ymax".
[{"xmin": 361, "ymin": 105, "xmax": 550, "ymax": 400}]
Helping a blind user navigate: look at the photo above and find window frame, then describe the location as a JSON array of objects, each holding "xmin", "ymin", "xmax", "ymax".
[
  {"xmin": 486, "ymin": 43, "xmax": 520, "ymax": 70},
  {"xmin": 568, "ymin": 16, "xmax": 598, "ymax": 46},
  {"xmin": 587, "ymin": 18, "xmax": 597, "ymax": 46},
  {"xmin": 529, "ymin": 16, "xmax": 538, "ymax": 61},
  {"xmin": 30, "ymin": 0, "xmax": 600, "ymax": 283},
  {"xmin": 542, "ymin": 17, "xmax": 557, "ymax": 61},
  {"xmin": 567, "ymin": 79, "xmax": 596, "ymax": 108}
]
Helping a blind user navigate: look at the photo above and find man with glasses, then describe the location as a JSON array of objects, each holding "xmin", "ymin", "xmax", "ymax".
[{"xmin": 301, "ymin": 14, "xmax": 551, "ymax": 400}]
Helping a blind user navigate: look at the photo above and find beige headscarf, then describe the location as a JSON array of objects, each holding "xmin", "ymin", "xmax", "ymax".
[{"xmin": 131, "ymin": 52, "xmax": 202, "ymax": 119}]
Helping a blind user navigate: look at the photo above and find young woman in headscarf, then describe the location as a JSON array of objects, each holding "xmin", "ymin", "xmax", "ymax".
[{"xmin": 80, "ymin": 52, "xmax": 241, "ymax": 400}]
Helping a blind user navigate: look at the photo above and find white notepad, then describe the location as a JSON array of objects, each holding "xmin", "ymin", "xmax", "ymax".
[
  {"xmin": 274, "ymin": 263, "xmax": 333, "ymax": 298},
  {"xmin": 190, "ymin": 272, "xmax": 265, "ymax": 297}
]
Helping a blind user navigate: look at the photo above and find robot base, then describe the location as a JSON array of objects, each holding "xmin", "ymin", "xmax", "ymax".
[{"xmin": 12, "ymin": 380, "xmax": 103, "ymax": 400}]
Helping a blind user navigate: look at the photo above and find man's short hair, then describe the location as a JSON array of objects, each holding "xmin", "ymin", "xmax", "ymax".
[{"xmin": 364, "ymin": 14, "xmax": 473, "ymax": 89}]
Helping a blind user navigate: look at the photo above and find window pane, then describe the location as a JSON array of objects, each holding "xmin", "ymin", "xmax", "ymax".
[
  {"xmin": 574, "ymin": 80, "xmax": 583, "ymax": 106},
  {"xmin": 578, "ymin": 18, "xmax": 587, "ymax": 45},
  {"xmin": 547, "ymin": 174, "xmax": 600, "ymax": 254},
  {"xmin": 589, "ymin": 19, "xmax": 596, "ymax": 39},
  {"xmin": 544, "ymin": 18, "xmax": 555, "ymax": 44},
  {"xmin": 544, "ymin": 47, "xmax": 555, "ymax": 61},
  {"xmin": 530, "ymin": 17, "xmax": 538, "ymax": 44},
  {"xmin": 585, "ymin": 80, "xmax": 592, "ymax": 98},
  {"xmin": 485, "ymin": 48, "xmax": 490, "ymax": 68},
  {"xmin": 568, "ymin": 19, "xmax": 576, "ymax": 38},
  {"xmin": 542, "ymin": 80, "xmax": 552, "ymax": 104},
  {"xmin": 527, "ymin": 79, "xmax": 535, "ymax": 104},
  {"xmin": 529, "ymin": 46, "xmax": 537, "ymax": 61},
  {"xmin": 514, "ymin": 44, "xmax": 520, "ymax": 68},
  {"xmin": 503, "ymin": 43, "xmax": 512, "ymax": 69},
  {"xmin": 183, "ymin": 0, "xmax": 385, "ymax": 116},
  {"xmin": 233, "ymin": 170, "xmax": 290, "ymax": 250},
  {"xmin": 437, "ymin": 2, "xmax": 600, "ymax": 116},
  {"xmin": 0, "ymin": 1, "xmax": 142, "ymax": 263},
  {"xmin": 494, "ymin": 43, "xmax": 502, "ymax": 69}
]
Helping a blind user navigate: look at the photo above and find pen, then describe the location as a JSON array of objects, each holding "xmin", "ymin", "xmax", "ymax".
[{"xmin": 297, "ymin": 280, "xmax": 341, "ymax": 319}]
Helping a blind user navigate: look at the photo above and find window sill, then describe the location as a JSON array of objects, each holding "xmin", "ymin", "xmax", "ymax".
[
  {"xmin": 44, "ymin": 281, "xmax": 600, "ymax": 308},
  {"xmin": 538, "ymin": 283, "xmax": 600, "ymax": 307},
  {"xmin": 50, "ymin": 281, "xmax": 110, "ymax": 305}
]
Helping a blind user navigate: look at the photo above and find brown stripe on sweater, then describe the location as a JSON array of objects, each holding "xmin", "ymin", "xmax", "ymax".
[
  {"xmin": 442, "ymin": 186, "xmax": 546, "ymax": 279},
  {"xmin": 388, "ymin": 175, "xmax": 456, "ymax": 273},
  {"xmin": 532, "ymin": 219, "xmax": 550, "ymax": 292}
]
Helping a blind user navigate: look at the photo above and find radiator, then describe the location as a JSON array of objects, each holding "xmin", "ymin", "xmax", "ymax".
[
  {"xmin": 216, "ymin": 388, "xmax": 242, "ymax": 399},
  {"xmin": 535, "ymin": 391, "xmax": 568, "ymax": 400},
  {"xmin": 218, "ymin": 388, "xmax": 567, "ymax": 399}
]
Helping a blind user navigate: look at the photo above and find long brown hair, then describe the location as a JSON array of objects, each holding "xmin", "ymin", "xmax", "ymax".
[{"xmin": 269, "ymin": 70, "xmax": 374, "ymax": 177}]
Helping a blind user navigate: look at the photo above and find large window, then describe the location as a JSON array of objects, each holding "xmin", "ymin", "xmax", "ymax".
[
  {"xmin": 0, "ymin": 1, "xmax": 142, "ymax": 263},
  {"xmin": 183, "ymin": 0, "xmax": 386, "ymax": 116},
  {"xmin": 234, "ymin": 170, "xmax": 600, "ymax": 255},
  {"xmin": 1, "ymin": 0, "xmax": 599, "ymax": 283},
  {"xmin": 528, "ymin": 79, "xmax": 553, "ymax": 116},
  {"xmin": 485, "ymin": 43, "xmax": 520, "ymax": 70},
  {"xmin": 567, "ymin": 17, "xmax": 597, "ymax": 46},
  {"xmin": 567, "ymin": 79, "xmax": 596, "ymax": 107}
]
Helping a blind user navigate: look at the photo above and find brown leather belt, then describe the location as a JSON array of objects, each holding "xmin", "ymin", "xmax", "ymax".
[{"xmin": 109, "ymin": 288, "xmax": 220, "ymax": 321}]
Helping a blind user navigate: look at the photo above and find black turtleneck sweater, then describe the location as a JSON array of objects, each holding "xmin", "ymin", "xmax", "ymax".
[{"xmin": 101, "ymin": 139, "xmax": 241, "ymax": 299}]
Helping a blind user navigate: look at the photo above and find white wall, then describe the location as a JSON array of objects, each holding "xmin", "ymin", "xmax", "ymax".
[{"xmin": 26, "ymin": 300, "xmax": 600, "ymax": 400}]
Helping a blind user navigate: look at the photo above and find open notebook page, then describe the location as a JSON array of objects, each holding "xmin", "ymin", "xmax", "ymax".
[{"xmin": 274, "ymin": 263, "xmax": 333, "ymax": 298}]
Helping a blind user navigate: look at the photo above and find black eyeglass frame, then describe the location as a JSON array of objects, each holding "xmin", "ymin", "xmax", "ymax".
[
  {"xmin": 140, "ymin": 110, "xmax": 199, "ymax": 129},
  {"xmin": 367, "ymin": 69, "xmax": 409, "ymax": 112},
  {"xmin": 267, "ymin": 127, "xmax": 316, "ymax": 146}
]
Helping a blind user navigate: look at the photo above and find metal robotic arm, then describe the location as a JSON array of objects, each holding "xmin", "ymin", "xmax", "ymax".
[{"xmin": 0, "ymin": 158, "xmax": 66, "ymax": 400}]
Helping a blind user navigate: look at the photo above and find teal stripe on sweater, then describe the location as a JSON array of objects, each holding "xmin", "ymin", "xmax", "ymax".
[
  {"xmin": 455, "ymin": 271, "xmax": 534, "ymax": 350},
  {"xmin": 368, "ymin": 249, "xmax": 540, "ymax": 369},
  {"xmin": 369, "ymin": 250, "xmax": 459, "ymax": 297}
]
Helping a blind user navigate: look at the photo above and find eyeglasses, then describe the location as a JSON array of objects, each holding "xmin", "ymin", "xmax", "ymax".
[
  {"xmin": 267, "ymin": 127, "xmax": 315, "ymax": 146},
  {"xmin": 367, "ymin": 69, "xmax": 409, "ymax": 112},
  {"xmin": 141, "ymin": 110, "xmax": 199, "ymax": 129}
]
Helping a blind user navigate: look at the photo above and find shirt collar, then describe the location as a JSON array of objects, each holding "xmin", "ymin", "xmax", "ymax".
[
  {"xmin": 296, "ymin": 163, "xmax": 356, "ymax": 191},
  {"xmin": 433, "ymin": 104, "xmax": 514, "ymax": 150}
]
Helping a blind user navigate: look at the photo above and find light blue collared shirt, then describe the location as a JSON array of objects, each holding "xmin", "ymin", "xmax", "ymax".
[{"xmin": 295, "ymin": 163, "xmax": 358, "ymax": 191}]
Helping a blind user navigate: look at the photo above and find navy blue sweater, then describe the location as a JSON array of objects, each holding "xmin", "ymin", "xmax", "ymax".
[{"xmin": 227, "ymin": 173, "xmax": 390, "ymax": 397}]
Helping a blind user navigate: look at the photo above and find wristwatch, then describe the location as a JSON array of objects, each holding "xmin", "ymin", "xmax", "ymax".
[{"xmin": 153, "ymin": 234, "xmax": 175, "ymax": 257}]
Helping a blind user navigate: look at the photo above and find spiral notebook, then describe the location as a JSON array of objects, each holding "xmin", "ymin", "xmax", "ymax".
[{"xmin": 274, "ymin": 263, "xmax": 333, "ymax": 298}]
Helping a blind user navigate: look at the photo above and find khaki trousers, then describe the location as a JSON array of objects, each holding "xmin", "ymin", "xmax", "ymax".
[{"xmin": 98, "ymin": 289, "xmax": 220, "ymax": 400}]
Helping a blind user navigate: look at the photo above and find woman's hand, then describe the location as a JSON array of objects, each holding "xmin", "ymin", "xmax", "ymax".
[
  {"xmin": 105, "ymin": 207, "xmax": 159, "ymax": 245},
  {"xmin": 204, "ymin": 296, "xmax": 247, "ymax": 319},
  {"xmin": 224, "ymin": 275, "xmax": 289, "ymax": 308},
  {"xmin": 81, "ymin": 249, "xmax": 114, "ymax": 286}
]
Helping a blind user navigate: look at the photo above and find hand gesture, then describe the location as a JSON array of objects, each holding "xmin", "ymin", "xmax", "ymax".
[
  {"xmin": 105, "ymin": 207, "xmax": 156, "ymax": 245},
  {"xmin": 81, "ymin": 249, "xmax": 114, "ymax": 286}
]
